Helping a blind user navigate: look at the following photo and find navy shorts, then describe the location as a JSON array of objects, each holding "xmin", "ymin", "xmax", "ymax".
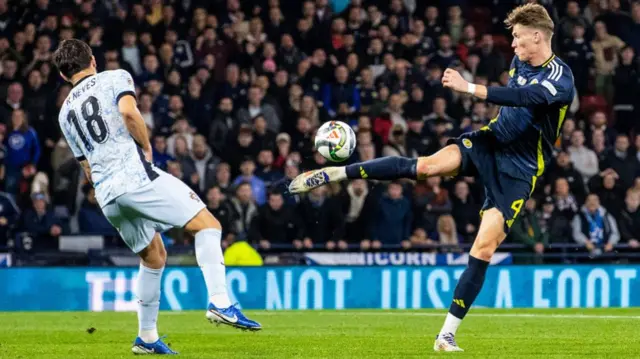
[{"xmin": 447, "ymin": 130, "xmax": 534, "ymax": 234}]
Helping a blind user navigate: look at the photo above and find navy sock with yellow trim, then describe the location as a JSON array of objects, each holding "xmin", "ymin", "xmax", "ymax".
[
  {"xmin": 345, "ymin": 156, "xmax": 417, "ymax": 180},
  {"xmin": 449, "ymin": 255, "xmax": 489, "ymax": 319}
]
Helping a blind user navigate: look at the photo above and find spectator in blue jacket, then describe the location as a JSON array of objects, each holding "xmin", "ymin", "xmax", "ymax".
[
  {"xmin": 322, "ymin": 65, "xmax": 361, "ymax": 118},
  {"xmin": 152, "ymin": 135, "xmax": 174, "ymax": 171},
  {"xmin": 232, "ymin": 158, "xmax": 267, "ymax": 205},
  {"xmin": 373, "ymin": 182, "xmax": 412, "ymax": 247},
  {"xmin": 20, "ymin": 192, "xmax": 61, "ymax": 251},
  {"xmin": 0, "ymin": 191, "xmax": 20, "ymax": 243},
  {"xmin": 78, "ymin": 185, "xmax": 117, "ymax": 236},
  {"xmin": 4, "ymin": 109, "xmax": 40, "ymax": 195}
]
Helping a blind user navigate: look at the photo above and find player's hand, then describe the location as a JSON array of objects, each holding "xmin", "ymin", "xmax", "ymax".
[
  {"xmin": 50, "ymin": 225, "xmax": 62, "ymax": 237},
  {"xmin": 629, "ymin": 239, "xmax": 640, "ymax": 248},
  {"xmin": 442, "ymin": 68, "xmax": 469, "ymax": 93},
  {"xmin": 585, "ymin": 240, "xmax": 595, "ymax": 251},
  {"xmin": 604, "ymin": 243, "xmax": 614, "ymax": 252},
  {"xmin": 534, "ymin": 242, "xmax": 545, "ymax": 254},
  {"xmin": 0, "ymin": 216, "xmax": 7, "ymax": 226}
]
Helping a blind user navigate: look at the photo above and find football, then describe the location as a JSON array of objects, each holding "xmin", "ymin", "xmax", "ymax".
[{"xmin": 314, "ymin": 121, "xmax": 357, "ymax": 162}]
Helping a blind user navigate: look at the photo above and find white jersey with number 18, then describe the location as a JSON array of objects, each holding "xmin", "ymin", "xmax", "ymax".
[{"xmin": 58, "ymin": 69, "xmax": 158, "ymax": 207}]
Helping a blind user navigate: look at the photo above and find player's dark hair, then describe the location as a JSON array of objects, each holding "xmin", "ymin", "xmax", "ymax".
[
  {"xmin": 504, "ymin": 3, "xmax": 554, "ymax": 38},
  {"xmin": 53, "ymin": 39, "xmax": 93, "ymax": 79}
]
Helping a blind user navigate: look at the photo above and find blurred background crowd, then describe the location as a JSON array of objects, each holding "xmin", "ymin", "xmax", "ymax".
[{"xmin": 0, "ymin": 0, "xmax": 639, "ymax": 261}]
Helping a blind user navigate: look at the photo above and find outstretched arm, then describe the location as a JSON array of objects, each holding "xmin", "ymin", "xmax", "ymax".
[{"xmin": 442, "ymin": 68, "xmax": 568, "ymax": 107}]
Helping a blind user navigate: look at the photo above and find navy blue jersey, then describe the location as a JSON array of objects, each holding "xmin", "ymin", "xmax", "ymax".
[{"xmin": 484, "ymin": 55, "xmax": 575, "ymax": 183}]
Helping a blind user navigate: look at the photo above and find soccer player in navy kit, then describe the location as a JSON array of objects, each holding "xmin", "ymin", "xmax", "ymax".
[{"xmin": 289, "ymin": 4, "xmax": 575, "ymax": 351}]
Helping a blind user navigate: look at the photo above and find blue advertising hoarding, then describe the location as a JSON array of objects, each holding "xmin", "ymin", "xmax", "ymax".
[{"xmin": 0, "ymin": 265, "xmax": 636, "ymax": 311}]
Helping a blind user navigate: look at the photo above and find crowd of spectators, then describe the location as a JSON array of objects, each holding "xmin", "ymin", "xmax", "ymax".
[{"xmin": 0, "ymin": 0, "xmax": 639, "ymax": 257}]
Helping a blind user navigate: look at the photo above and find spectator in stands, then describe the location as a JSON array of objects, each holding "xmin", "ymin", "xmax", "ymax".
[
  {"xmin": 181, "ymin": 135, "xmax": 219, "ymax": 196},
  {"xmin": 0, "ymin": 190, "xmax": 19, "ymax": 244},
  {"xmin": 322, "ymin": 65, "xmax": 360, "ymax": 118},
  {"xmin": 232, "ymin": 158, "xmax": 266, "ymax": 206},
  {"xmin": 612, "ymin": 46, "xmax": 639, "ymax": 135},
  {"xmin": 510, "ymin": 198, "xmax": 547, "ymax": 262},
  {"xmin": 342, "ymin": 179, "xmax": 375, "ymax": 248},
  {"xmin": 538, "ymin": 196, "xmax": 572, "ymax": 243},
  {"xmin": 78, "ymin": 185, "xmax": 116, "ymax": 236},
  {"xmin": 451, "ymin": 180, "xmax": 479, "ymax": 242},
  {"xmin": 586, "ymin": 112, "xmax": 617, "ymax": 150},
  {"xmin": 572, "ymin": 193, "xmax": 620, "ymax": 254},
  {"xmin": 547, "ymin": 150, "xmax": 587, "ymax": 203},
  {"xmin": 205, "ymin": 185, "xmax": 234, "ymax": 248},
  {"xmin": 567, "ymin": 130, "xmax": 599, "ymax": 183},
  {"xmin": 208, "ymin": 97, "xmax": 235, "ymax": 157},
  {"xmin": 591, "ymin": 20, "xmax": 626, "ymax": 101},
  {"xmin": 252, "ymin": 115, "xmax": 276, "ymax": 152},
  {"xmin": 0, "ymin": 82, "xmax": 24, "ymax": 123},
  {"xmin": 298, "ymin": 185, "xmax": 345, "ymax": 250},
  {"xmin": 430, "ymin": 214, "xmax": 462, "ymax": 253},
  {"xmin": 413, "ymin": 176, "xmax": 452, "ymax": 233},
  {"xmin": 237, "ymin": 86, "xmax": 281, "ymax": 133},
  {"xmin": 20, "ymin": 192, "xmax": 61, "ymax": 251},
  {"xmin": 562, "ymin": 24, "xmax": 593, "ymax": 95},
  {"xmin": 588, "ymin": 169, "xmax": 625, "ymax": 218},
  {"xmin": 251, "ymin": 191, "xmax": 302, "ymax": 250},
  {"xmin": 373, "ymin": 182, "xmax": 412, "ymax": 249},
  {"xmin": 255, "ymin": 149, "xmax": 282, "ymax": 186},
  {"xmin": 214, "ymin": 162, "xmax": 233, "ymax": 197},
  {"xmin": 553, "ymin": 177, "xmax": 580, "ymax": 222},
  {"xmin": 228, "ymin": 182, "xmax": 258, "ymax": 241},
  {"xmin": 619, "ymin": 189, "xmax": 640, "ymax": 248},
  {"xmin": 166, "ymin": 117, "xmax": 194, "ymax": 157},
  {"xmin": 599, "ymin": 134, "xmax": 640, "ymax": 189},
  {"xmin": 152, "ymin": 135, "xmax": 173, "ymax": 171},
  {"xmin": 4, "ymin": 109, "xmax": 39, "ymax": 195}
]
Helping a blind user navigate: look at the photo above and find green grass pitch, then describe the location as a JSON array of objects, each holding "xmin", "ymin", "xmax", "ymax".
[{"xmin": 1, "ymin": 308, "xmax": 639, "ymax": 358}]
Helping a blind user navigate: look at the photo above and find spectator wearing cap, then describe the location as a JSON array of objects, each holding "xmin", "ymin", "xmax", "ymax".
[
  {"xmin": 567, "ymin": 129, "xmax": 599, "ymax": 183},
  {"xmin": 572, "ymin": 193, "xmax": 620, "ymax": 254},
  {"xmin": 19, "ymin": 192, "xmax": 62, "ymax": 251},
  {"xmin": 322, "ymin": 65, "xmax": 360, "ymax": 118},
  {"xmin": 509, "ymin": 198, "xmax": 548, "ymax": 263},
  {"xmin": 4, "ymin": 109, "xmax": 39, "ymax": 196},
  {"xmin": 383, "ymin": 124, "xmax": 408, "ymax": 157},
  {"xmin": 78, "ymin": 185, "xmax": 117, "ymax": 236},
  {"xmin": 237, "ymin": 86, "xmax": 281, "ymax": 133},
  {"xmin": 232, "ymin": 159, "xmax": 267, "ymax": 206}
]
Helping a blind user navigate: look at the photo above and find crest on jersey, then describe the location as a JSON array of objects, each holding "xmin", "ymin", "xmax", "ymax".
[
  {"xmin": 530, "ymin": 79, "xmax": 539, "ymax": 84},
  {"xmin": 462, "ymin": 138, "xmax": 473, "ymax": 149},
  {"xmin": 517, "ymin": 76, "xmax": 526, "ymax": 86}
]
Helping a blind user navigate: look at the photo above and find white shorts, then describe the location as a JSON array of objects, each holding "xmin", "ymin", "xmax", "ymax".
[{"xmin": 102, "ymin": 169, "xmax": 206, "ymax": 253}]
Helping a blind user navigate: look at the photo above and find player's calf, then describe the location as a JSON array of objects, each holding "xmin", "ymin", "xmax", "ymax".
[{"xmin": 184, "ymin": 209, "xmax": 262, "ymax": 331}]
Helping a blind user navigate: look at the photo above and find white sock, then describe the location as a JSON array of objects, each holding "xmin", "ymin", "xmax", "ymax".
[
  {"xmin": 195, "ymin": 228, "xmax": 232, "ymax": 308},
  {"xmin": 136, "ymin": 264, "xmax": 163, "ymax": 343},
  {"xmin": 439, "ymin": 313, "xmax": 462, "ymax": 336},
  {"xmin": 327, "ymin": 166, "xmax": 347, "ymax": 181}
]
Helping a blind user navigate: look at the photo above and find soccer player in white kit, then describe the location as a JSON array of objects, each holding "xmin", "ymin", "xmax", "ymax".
[{"xmin": 53, "ymin": 39, "xmax": 261, "ymax": 355}]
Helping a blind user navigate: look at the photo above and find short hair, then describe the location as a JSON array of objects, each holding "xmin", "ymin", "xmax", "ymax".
[
  {"xmin": 53, "ymin": 39, "xmax": 93, "ymax": 79},
  {"xmin": 504, "ymin": 3, "xmax": 554, "ymax": 38}
]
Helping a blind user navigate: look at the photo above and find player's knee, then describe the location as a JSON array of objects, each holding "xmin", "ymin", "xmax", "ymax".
[{"xmin": 185, "ymin": 208, "xmax": 222, "ymax": 234}]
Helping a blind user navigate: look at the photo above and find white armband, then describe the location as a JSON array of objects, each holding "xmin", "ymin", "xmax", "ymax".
[{"xmin": 467, "ymin": 83, "xmax": 476, "ymax": 95}]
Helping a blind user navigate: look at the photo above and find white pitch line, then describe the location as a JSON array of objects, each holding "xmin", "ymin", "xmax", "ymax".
[{"xmin": 249, "ymin": 311, "xmax": 640, "ymax": 320}]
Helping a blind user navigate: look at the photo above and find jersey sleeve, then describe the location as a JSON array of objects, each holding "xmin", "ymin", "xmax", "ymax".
[
  {"xmin": 58, "ymin": 110, "xmax": 86, "ymax": 161},
  {"xmin": 485, "ymin": 62, "xmax": 574, "ymax": 107},
  {"xmin": 111, "ymin": 69, "xmax": 136, "ymax": 103}
]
